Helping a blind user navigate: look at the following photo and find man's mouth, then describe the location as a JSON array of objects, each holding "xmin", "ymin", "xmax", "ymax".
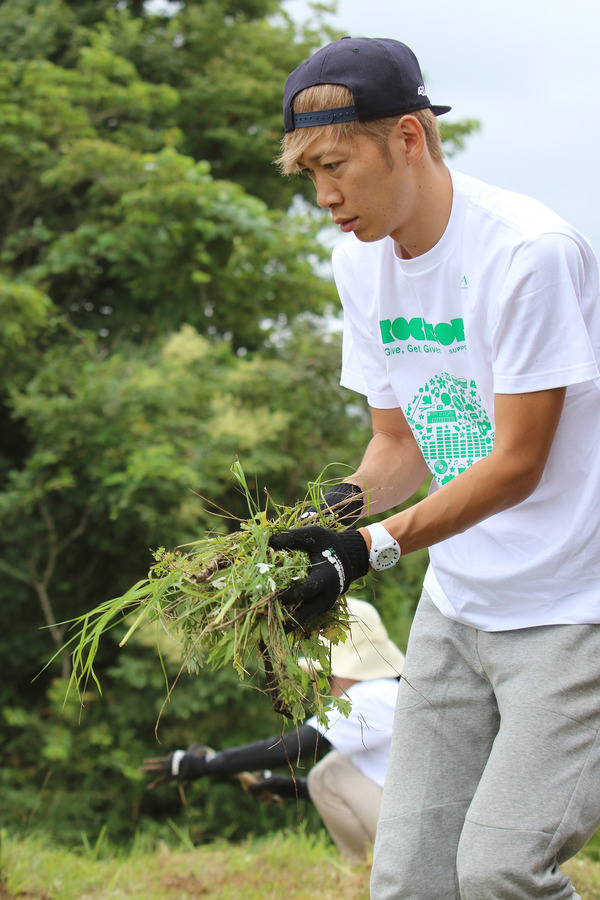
[{"xmin": 334, "ymin": 216, "xmax": 358, "ymax": 233}]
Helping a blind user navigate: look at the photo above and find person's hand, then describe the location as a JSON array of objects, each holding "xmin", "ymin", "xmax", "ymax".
[
  {"xmin": 140, "ymin": 743, "xmax": 214, "ymax": 789},
  {"xmin": 246, "ymin": 772, "xmax": 308, "ymax": 802},
  {"xmin": 302, "ymin": 482, "xmax": 364, "ymax": 527},
  {"xmin": 269, "ymin": 525, "xmax": 369, "ymax": 626}
]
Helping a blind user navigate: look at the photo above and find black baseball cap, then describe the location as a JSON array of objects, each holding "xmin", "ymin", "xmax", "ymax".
[{"xmin": 283, "ymin": 37, "xmax": 451, "ymax": 133}]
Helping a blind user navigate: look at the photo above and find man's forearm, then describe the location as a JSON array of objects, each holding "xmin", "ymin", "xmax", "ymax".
[
  {"xmin": 359, "ymin": 448, "xmax": 533, "ymax": 557},
  {"xmin": 346, "ymin": 430, "xmax": 430, "ymax": 517},
  {"xmin": 360, "ymin": 388, "xmax": 566, "ymax": 558}
]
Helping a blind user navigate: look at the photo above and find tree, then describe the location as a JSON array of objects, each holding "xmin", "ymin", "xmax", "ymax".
[
  {"xmin": 0, "ymin": 320, "xmax": 372, "ymax": 846},
  {"xmin": 0, "ymin": 318, "xmax": 371, "ymax": 689}
]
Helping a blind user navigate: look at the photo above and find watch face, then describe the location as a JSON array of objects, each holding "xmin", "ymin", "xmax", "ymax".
[
  {"xmin": 368, "ymin": 524, "xmax": 401, "ymax": 571},
  {"xmin": 378, "ymin": 548, "xmax": 399, "ymax": 565},
  {"xmin": 373, "ymin": 545, "xmax": 401, "ymax": 570}
]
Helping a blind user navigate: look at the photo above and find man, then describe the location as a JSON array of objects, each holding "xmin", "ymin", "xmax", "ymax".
[
  {"xmin": 141, "ymin": 598, "xmax": 405, "ymax": 863},
  {"xmin": 268, "ymin": 36, "xmax": 600, "ymax": 899}
]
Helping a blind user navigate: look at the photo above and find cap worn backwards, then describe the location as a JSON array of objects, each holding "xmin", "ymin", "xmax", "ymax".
[{"xmin": 283, "ymin": 37, "xmax": 451, "ymax": 133}]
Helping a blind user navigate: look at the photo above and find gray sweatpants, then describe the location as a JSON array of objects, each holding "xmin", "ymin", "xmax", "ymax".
[{"xmin": 371, "ymin": 590, "xmax": 600, "ymax": 899}]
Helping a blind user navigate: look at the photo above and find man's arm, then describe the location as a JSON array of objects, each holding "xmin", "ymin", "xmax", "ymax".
[
  {"xmin": 268, "ymin": 387, "xmax": 566, "ymax": 624},
  {"xmin": 343, "ymin": 405, "xmax": 431, "ymax": 516},
  {"xmin": 358, "ymin": 387, "xmax": 566, "ymax": 556}
]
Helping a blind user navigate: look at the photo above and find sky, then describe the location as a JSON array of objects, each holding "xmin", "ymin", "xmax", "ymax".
[{"xmin": 283, "ymin": 0, "xmax": 600, "ymax": 257}]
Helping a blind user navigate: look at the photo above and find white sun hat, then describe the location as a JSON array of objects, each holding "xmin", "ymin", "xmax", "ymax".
[{"xmin": 301, "ymin": 597, "xmax": 405, "ymax": 681}]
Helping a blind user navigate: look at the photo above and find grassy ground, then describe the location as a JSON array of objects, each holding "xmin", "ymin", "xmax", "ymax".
[
  {"xmin": 2, "ymin": 829, "xmax": 367, "ymax": 900},
  {"xmin": 2, "ymin": 829, "xmax": 600, "ymax": 900}
]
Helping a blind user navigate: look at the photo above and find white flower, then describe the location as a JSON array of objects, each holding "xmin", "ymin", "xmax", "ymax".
[
  {"xmin": 211, "ymin": 577, "xmax": 227, "ymax": 589},
  {"xmin": 267, "ymin": 577, "xmax": 276, "ymax": 592},
  {"xmin": 256, "ymin": 562, "xmax": 272, "ymax": 574}
]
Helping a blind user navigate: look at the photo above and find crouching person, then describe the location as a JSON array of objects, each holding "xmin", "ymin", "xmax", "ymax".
[{"xmin": 141, "ymin": 597, "xmax": 404, "ymax": 864}]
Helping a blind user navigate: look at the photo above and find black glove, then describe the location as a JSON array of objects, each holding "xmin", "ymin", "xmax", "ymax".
[
  {"xmin": 269, "ymin": 525, "xmax": 369, "ymax": 626},
  {"xmin": 140, "ymin": 742, "xmax": 213, "ymax": 788},
  {"xmin": 303, "ymin": 482, "xmax": 364, "ymax": 527},
  {"xmin": 247, "ymin": 772, "xmax": 310, "ymax": 801}
]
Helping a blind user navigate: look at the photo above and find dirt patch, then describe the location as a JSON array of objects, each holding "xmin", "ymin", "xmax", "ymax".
[
  {"xmin": 0, "ymin": 883, "xmax": 51, "ymax": 900},
  {"xmin": 160, "ymin": 874, "xmax": 211, "ymax": 897}
]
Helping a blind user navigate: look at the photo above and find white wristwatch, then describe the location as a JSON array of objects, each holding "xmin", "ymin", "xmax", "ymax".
[{"xmin": 365, "ymin": 522, "xmax": 401, "ymax": 571}]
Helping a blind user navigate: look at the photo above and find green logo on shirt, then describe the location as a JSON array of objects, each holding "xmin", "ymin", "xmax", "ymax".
[
  {"xmin": 380, "ymin": 317, "xmax": 465, "ymax": 347},
  {"xmin": 406, "ymin": 374, "xmax": 494, "ymax": 484}
]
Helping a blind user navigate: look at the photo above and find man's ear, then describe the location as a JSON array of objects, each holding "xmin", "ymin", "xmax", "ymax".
[{"xmin": 389, "ymin": 115, "xmax": 426, "ymax": 165}]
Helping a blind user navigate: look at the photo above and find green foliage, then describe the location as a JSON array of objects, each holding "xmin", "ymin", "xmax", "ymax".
[
  {"xmin": 0, "ymin": 650, "xmax": 326, "ymax": 847},
  {"xmin": 0, "ymin": 55, "xmax": 336, "ymax": 345},
  {"xmin": 0, "ymin": 322, "xmax": 369, "ymax": 694},
  {"xmin": 0, "ymin": 275, "xmax": 56, "ymax": 391},
  {"xmin": 104, "ymin": 0, "xmax": 334, "ymax": 208},
  {"xmin": 0, "ymin": 0, "xmax": 330, "ymax": 210},
  {"xmin": 0, "ymin": 0, "xmax": 79, "ymax": 64},
  {"xmin": 2, "ymin": 678, "xmax": 146, "ymax": 843}
]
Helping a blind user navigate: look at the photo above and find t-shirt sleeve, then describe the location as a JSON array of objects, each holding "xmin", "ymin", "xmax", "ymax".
[
  {"xmin": 492, "ymin": 232, "xmax": 600, "ymax": 393},
  {"xmin": 334, "ymin": 242, "xmax": 400, "ymax": 408}
]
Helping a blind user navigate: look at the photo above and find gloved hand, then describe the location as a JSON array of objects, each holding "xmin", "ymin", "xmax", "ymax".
[
  {"xmin": 247, "ymin": 772, "xmax": 309, "ymax": 801},
  {"xmin": 303, "ymin": 482, "xmax": 364, "ymax": 527},
  {"xmin": 269, "ymin": 525, "xmax": 369, "ymax": 626},
  {"xmin": 140, "ymin": 742, "xmax": 215, "ymax": 789}
]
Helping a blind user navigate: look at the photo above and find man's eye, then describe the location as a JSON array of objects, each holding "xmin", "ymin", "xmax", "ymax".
[{"xmin": 324, "ymin": 162, "xmax": 340, "ymax": 171}]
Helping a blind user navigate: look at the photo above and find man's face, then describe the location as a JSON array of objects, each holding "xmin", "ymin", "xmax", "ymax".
[{"xmin": 296, "ymin": 129, "xmax": 417, "ymax": 245}]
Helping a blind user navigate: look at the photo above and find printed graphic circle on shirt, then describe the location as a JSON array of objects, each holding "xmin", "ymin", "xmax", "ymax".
[{"xmin": 406, "ymin": 373, "xmax": 494, "ymax": 484}]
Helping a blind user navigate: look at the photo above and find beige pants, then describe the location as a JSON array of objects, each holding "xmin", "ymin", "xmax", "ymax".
[{"xmin": 307, "ymin": 750, "xmax": 383, "ymax": 864}]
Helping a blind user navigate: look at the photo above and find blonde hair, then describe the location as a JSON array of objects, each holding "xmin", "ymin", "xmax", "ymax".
[{"xmin": 277, "ymin": 84, "xmax": 444, "ymax": 175}]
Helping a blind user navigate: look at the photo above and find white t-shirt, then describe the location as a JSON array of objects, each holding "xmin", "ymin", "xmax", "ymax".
[
  {"xmin": 335, "ymin": 169, "xmax": 600, "ymax": 631},
  {"xmin": 306, "ymin": 678, "xmax": 398, "ymax": 787}
]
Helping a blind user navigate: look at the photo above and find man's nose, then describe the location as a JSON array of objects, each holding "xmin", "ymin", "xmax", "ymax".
[{"xmin": 315, "ymin": 177, "xmax": 343, "ymax": 210}]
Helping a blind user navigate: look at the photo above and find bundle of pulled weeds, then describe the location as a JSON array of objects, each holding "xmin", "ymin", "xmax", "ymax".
[{"xmin": 66, "ymin": 485, "xmax": 354, "ymax": 726}]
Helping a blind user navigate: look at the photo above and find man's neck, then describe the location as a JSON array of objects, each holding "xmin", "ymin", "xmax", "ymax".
[{"xmin": 395, "ymin": 163, "xmax": 453, "ymax": 259}]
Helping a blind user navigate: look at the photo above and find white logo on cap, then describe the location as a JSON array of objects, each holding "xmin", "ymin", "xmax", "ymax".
[{"xmin": 418, "ymin": 85, "xmax": 426, "ymax": 96}]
